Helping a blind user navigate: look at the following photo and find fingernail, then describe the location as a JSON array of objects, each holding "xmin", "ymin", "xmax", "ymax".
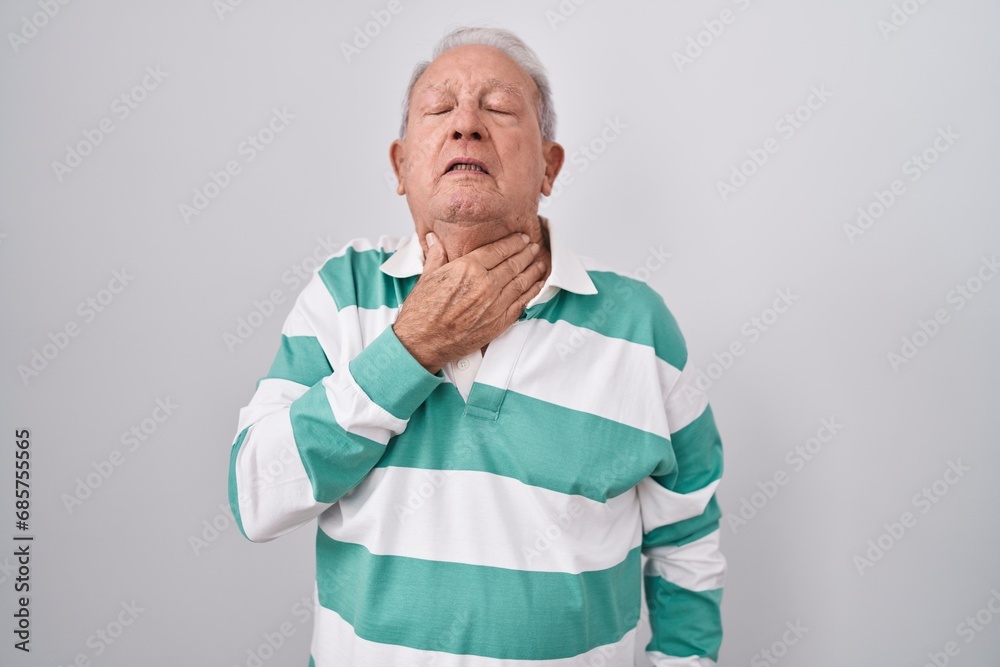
[
  {"xmin": 530, "ymin": 243, "xmax": 540, "ymax": 255},
  {"xmin": 427, "ymin": 233, "xmax": 436, "ymax": 247},
  {"xmin": 520, "ymin": 233, "xmax": 530, "ymax": 243}
]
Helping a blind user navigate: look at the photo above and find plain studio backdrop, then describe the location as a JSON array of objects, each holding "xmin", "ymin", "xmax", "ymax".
[{"xmin": 2, "ymin": 1, "xmax": 998, "ymax": 665}]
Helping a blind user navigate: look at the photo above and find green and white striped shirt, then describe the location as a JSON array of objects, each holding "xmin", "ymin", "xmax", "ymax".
[{"xmin": 228, "ymin": 216, "xmax": 726, "ymax": 666}]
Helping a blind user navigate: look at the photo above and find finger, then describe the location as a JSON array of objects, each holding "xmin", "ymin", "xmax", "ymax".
[
  {"xmin": 465, "ymin": 231, "xmax": 530, "ymax": 270},
  {"xmin": 489, "ymin": 242, "xmax": 541, "ymax": 288},
  {"xmin": 498, "ymin": 258, "xmax": 546, "ymax": 309},
  {"xmin": 503, "ymin": 277, "xmax": 545, "ymax": 324},
  {"xmin": 421, "ymin": 232, "xmax": 449, "ymax": 275}
]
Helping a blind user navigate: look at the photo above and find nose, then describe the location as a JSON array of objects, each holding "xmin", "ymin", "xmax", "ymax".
[{"xmin": 450, "ymin": 102, "xmax": 486, "ymax": 141}]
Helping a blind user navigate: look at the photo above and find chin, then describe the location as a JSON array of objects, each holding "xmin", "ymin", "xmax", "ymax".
[{"xmin": 436, "ymin": 193, "xmax": 502, "ymax": 222}]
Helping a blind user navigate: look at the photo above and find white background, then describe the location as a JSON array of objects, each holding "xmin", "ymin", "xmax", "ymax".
[{"xmin": 1, "ymin": 1, "xmax": 998, "ymax": 665}]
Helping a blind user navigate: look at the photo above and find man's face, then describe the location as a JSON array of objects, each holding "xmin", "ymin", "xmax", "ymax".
[{"xmin": 390, "ymin": 45, "xmax": 564, "ymax": 226}]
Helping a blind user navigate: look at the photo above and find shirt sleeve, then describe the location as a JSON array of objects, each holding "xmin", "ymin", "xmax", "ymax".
[
  {"xmin": 638, "ymin": 302, "xmax": 726, "ymax": 666},
  {"xmin": 226, "ymin": 269, "xmax": 445, "ymax": 543}
]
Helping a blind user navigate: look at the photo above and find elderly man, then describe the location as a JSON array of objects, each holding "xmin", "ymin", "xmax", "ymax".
[{"xmin": 228, "ymin": 27, "xmax": 725, "ymax": 667}]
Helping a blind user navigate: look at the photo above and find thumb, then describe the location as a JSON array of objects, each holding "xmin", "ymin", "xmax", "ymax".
[{"xmin": 422, "ymin": 232, "xmax": 448, "ymax": 273}]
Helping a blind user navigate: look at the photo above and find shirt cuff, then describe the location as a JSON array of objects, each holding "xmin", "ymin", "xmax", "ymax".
[{"xmin": 348, "ymin": 323, "xmax": 445, "ymax": 421}]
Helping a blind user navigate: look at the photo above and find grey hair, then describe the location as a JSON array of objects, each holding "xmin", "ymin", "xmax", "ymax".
[{"xmin": 398, "ymin": 27, "xmax": 557, "ymax": 142}]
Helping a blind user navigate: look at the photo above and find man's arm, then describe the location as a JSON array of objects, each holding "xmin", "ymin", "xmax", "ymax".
[
  {"xmin": 639, "ymin": 307, "xmax": 726, "ymax": 666},
  {"xmin": 228, "ymin": 232, "xmax": 547, "ymax": 542},
  {"xmin": 227, "ymin": 272, "xmax": 445, "ymax": 542}
]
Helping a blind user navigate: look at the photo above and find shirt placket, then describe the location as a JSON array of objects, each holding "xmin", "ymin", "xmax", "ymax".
[{"xmin": 461, "ymin": 301, "xmax": 548, "ymax": 421}]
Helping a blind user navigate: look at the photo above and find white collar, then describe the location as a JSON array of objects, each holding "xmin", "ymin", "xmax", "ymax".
[{"xmin": 379, "ymin": 216, "xmax": 598, "ymax": 307}]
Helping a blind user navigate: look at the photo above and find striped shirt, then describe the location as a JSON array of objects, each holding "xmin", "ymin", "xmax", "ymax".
[{"xmin": 228, "ymin": 216, "xmax": 726, "ymax": 666}]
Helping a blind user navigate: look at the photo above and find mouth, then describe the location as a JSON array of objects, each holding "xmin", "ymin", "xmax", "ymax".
[{"xmin": 444, "ymin": 158, "xmax": 490, "ymax": 175}]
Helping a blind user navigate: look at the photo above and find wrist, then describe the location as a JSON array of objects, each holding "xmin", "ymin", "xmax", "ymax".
[{"xmin": 392, "ymin": 323, "xmax": 442, "ymax": 375}]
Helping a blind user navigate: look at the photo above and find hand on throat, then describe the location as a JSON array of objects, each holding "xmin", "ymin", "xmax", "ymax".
[{"xmin": 419, "ymin": 214, "xmax": 552, "ymax": 283}]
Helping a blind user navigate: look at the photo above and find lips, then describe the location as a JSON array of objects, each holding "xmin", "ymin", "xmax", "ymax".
[{"xmin": 445, "ymin": 158, "xmax": 490, "ymax": 175}]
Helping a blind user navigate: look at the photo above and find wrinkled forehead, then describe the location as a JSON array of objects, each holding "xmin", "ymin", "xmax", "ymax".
[
  {"xmin": 417, "ymin": 77, "xmax": 525, "ymax": 100},
  {"xmin": 415, "ymin": 46, "xmax": 538, "ymax": 102}
]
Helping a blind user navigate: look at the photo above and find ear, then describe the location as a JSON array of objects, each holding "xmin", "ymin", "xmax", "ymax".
[
  {"xmin": 389, "ymin": 139, "xmax": 407, "ymax": 195},
  {"xmin": 539, "ymin": 141, "xmax": 565, "ymax": 197}
]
